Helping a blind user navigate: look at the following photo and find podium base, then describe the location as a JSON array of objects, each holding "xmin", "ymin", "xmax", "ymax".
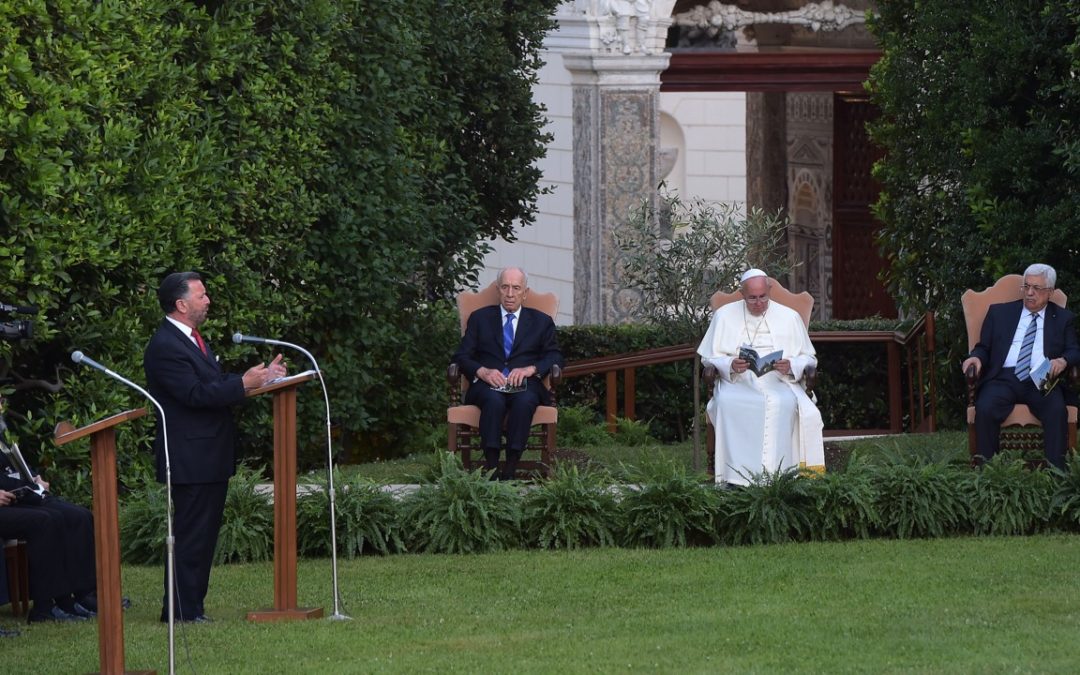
[{"xmin": 247, "ymin": 607, "xmax": 324, "ymax": 623}]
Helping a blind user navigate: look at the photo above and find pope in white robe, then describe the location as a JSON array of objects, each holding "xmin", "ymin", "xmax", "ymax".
[{"xmin": 696, "ymin": 270, "xmax": 825, "ymax": 485}]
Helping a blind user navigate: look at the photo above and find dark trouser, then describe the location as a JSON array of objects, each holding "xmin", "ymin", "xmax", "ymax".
[
  {"xmin": 37, "ymin": 496, "xmax": 96, "ymax": 598},
  {"xmin": 0, "ymin": 503, "xmax": 67, "ymax": 606},
  {"xmin": 975, "ymin": 367, "xmax": 1068, "ymax": 468},
  {"xmin": 465, "ymin": 379, "xmax": 545, "ymax": 479},
  {"xmin": 164, "ymin": 482, "xmax": 228, "ymax": 620}
]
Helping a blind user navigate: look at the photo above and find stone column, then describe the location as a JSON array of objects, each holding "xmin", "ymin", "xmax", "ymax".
[
  {"xmin": 563, "ymin": 54, "xmax": 670, "ymax": 323},
  {"xmin": 551, "ymin": 0, "xmax": 674, "ymax": 323}
]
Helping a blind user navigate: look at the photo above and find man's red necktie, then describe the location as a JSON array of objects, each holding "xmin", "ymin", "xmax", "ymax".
[{"xmin": 192, "ymin": 329, "xmax": 208, "ymax": 356}]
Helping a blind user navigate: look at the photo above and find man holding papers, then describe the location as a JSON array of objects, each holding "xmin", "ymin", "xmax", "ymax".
[
  {"xmin": 697, "ymin": 269, "xmax": 824, "ymax": 486},
  {"xmin": 143, "ymin": 271, "xmax": 286, "ymax": 622},
  {"xmin": 452, "ymin": 267, "xmax": 562, "ymax": 480},
  {"xmin": 962, "ymin": 263, "xmax": 1080, "ymax": 468}
]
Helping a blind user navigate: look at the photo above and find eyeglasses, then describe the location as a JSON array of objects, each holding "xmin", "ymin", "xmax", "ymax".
[{"xmin": 1021, "ymin": 284, "xmax": 1052, "ymax": 293}]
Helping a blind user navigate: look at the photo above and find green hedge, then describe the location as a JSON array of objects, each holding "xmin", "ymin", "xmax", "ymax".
[
  {"xmin": 0, "ymin": 0, "xmax": 558, "ymax": 502},
  {"xmin": 117, "ymin": 451, "xmax": 1080, "ymax": 563}
]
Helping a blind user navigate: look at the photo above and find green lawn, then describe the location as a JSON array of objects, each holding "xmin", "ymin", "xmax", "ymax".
[{"xmin": 6, "ymin": 535, "xmax": 1079, "ymax": 673}]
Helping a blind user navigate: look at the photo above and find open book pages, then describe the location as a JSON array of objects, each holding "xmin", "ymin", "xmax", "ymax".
[{"xmin": 738, "ymin": 346, "xmax": 783, "ymax": 377}]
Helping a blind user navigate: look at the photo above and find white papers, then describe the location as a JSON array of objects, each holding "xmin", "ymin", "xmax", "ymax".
[
  {"xmin": 1030, "ymin": 358, "xmax": 1050, "ymax": 388},
  {"xmin": 267, "ymin": 369, "xmax": 318, "ymax": 386}
]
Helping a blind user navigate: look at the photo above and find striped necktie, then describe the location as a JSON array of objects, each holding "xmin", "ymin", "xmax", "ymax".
[{"xmin": 1015, "ymin": 313, "xmax": 1038, "ymax": 381}]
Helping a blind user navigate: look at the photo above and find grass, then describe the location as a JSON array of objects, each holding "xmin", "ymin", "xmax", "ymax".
[{"xmin": 5, "ymin": 535, "xmax": 1080, "ymax": 673}]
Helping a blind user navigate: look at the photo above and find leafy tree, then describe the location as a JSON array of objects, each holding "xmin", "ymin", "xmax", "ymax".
[
  {"xmin": 0, "ymin": 0, "xmax": 557, "ymax": 501},
  {"xmin": 869, "ymin": 1, "xmax": 1080, "ymax": 314},
  {"xmin": 868, "ymin": 1, "xmax": 1080, "ymax": 425},
  {"xmin": 613, "ymin": 192, "xmax": 792, "ymax": 334}
]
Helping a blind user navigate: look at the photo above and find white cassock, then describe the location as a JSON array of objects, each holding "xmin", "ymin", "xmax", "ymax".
[{"xmin": 697, "ymin": 299, "xmax": 825, "ymax": 485}]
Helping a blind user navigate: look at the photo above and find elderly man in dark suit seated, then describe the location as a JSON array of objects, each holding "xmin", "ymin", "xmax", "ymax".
[
  {"xmin": 452, "ymin": 267, "xmax": 563, "ymax": 480},
  {"xmin": 962, "ymin": 263, "xmax": 1080, "ymax": 468}
]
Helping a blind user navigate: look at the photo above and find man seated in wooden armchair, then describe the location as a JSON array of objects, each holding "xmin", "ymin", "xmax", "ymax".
[
  {"xmin": 449, "ymin": 267, "xmax": 563, "ymax": 480},
  {"xmin": 697, "ymin": 269, "xmax": 825, "ymax": 485},
  {"xmin": 961, "ymin": 263, "xmax": 1080, "ymax": 468}
]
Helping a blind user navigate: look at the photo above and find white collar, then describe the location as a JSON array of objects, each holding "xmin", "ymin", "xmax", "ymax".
[{"xmin": 165, "ymin": 315, "xmax": 194, "ymax": 337}]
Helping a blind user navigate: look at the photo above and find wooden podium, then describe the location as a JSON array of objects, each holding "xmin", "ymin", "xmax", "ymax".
[
  {"xmin": 54, "ymin": 408, "xmax": 153, "ymax": 675},
  {"xmin": 245, "ymin": 372, "xmax": 323, "ymax": 622}
]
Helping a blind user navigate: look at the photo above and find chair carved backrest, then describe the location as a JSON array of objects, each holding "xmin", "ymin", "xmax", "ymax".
[
  {"xmin": 961, "ymin": 274, "xmax": 1068, "ymax": 351},
  {"xmin": 456, "ymin": 283, "xmax": 559, "ymax": 335},
  {"xmin": 708, "ymin": 277, "xmax": 813, "ymax": 328}
]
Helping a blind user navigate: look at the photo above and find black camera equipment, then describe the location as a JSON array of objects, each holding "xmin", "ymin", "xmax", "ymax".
[{"xmin": 0, "ymin": 302, "xmax": 34, "ymax": 340}]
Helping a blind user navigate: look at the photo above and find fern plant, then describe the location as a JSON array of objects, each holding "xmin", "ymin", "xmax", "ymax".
[
  {"xmin": 617, "ymin": 458, "xmax": 720, "ymax": 548},
  {"xmin": 804, "ymin": 457, "xmax": 880, "ymax": 541},
  {"xmin": 967, "ymin": 453, "xmax": 1053, "ymax": 536},
  {"xmin": 1049, "ymin": 453, "xmax": 1080, "ymax": 530},
  {"xmin": 297, "ymin": 470, "xmax": 404, "ymax": 557},
  {"xmin": 399, "ymin": 452, "xmax": 522, "ymax": 554},
  {"xmin": 214, "ymin": 464, "xmax": 274, "ymax": 564},
  {"xmin": 119, "ymin": 472, "xmax": 169, "ymax": 564},
  {"xmin": 870, "ymin": 456, "xmax": 968, "ymax": 539},
  {"xmin": 522, "ymin": 464, "xmax": 617, "ymax": 549},
  {"xmin": 557, "ymin": 405, "xmax": 615, "ymax": 447},
  {"xmin": 718, "ymin": 466, "xmax": 814, "ymax": 546}
]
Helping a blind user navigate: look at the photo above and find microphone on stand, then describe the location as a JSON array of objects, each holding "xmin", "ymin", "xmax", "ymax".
[
  {"xmin": 71, "ymin": 350, "xmax": 180, "ymax": 674},
  {"xmin": 231, "ymin": 332, "xmax": 350, "ymax": 620}
]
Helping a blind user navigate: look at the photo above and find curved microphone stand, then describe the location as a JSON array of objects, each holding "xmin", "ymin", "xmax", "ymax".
[
  {"xmin": 232, "ymin": 334, "xmax": 349, "ymax": 620},
  {"xmin": 71, "ymin": 351, "xmax": 178, "ymax": 675}
]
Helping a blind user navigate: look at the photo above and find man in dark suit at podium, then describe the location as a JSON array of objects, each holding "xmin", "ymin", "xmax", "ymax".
[
  {"xmin": 143, "ymin": 271, "xmax": 285, "ymax": 622},
  {"xmin": 452, "ymin": 267, "xmax": 562, "ymax": 479},
  {"xmin": 962, "ymin": 263, "xmax": 1080, "ymax": 468}
]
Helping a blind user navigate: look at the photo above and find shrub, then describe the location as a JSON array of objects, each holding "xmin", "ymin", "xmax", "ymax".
[
  {"xmin": 214, "ymin": 464, "xmax": 274, "ymax": 564},
  {"xmin": 617, "ymin": 458, "xmax": 720, "ymax": 548},
  {"xmin": 966, "ymin": 453, "xmax": 1054, "ymax": 536},
  {"xmin": 717, "ymin": 467, "xmax": 814, "ymax": 546},
  {"xmin": 399, "ymin": 452, "xmax": 522, "ymax": 554},
  {"xmin": 804, "ymin": 458, "xmax": 880, "ymax": 541},
  {"xmin": 296, "ymin": 471, "xmax": 404, "ymax": 558},
  {"xmin": 1049, "ymin": 454, "xmax": 1080, "ymax": 531},
  {"xmin": 555, "ymin": 405, "xmax": 614, "ymax": 448},
  {"xmin": 613, "ymin": 194, "xmax": 792, "ymax": 334},
  {"xmin": 870, "ymin": 456, "xmax": 969, "ymax": 539},
  {"xmin": 119, "ymin": 471, "xmax": 169, "ymax": 565},
  {"xmin": 522, "ymin": 464, "xmax": 618, "ymax": 550},
  {"xmin": 612, "ymin": 417, "xmax": 652, "ymax": 447},
  {"xmin": 0, "ymin": 0, "xmax": 560, "ymax": 496}
]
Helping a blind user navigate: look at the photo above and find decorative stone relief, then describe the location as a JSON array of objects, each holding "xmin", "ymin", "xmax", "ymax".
[
  {"xmin": 567, "ymin": 0, "xmax": 672, "ymax": 56},
  {"xmin": 786, "ymin": 92, "xmax": 834, "ymax": 318},
  {"xmin": 673, "ymin": 0, "xmax": 866, "ymax": 33}
]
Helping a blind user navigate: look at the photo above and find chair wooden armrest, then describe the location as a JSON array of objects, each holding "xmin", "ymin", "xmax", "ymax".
[
  {"xmin": 965, "ymin": 363, "xmax": 978, "ymax": 406},
  {"xmin": 803, "ymin": 364, "xmax": 817, "ymax": 398},
  {"xmin": 547, "ymin": 364, "xmax": 561, "ymax": 405},
  {"xmin": 703, "ymin": 363, "xmax": 717, "ymax": 390},
  {"xmin": 447, "ymin": 363, "xmax": 462, "ymax": 405}
]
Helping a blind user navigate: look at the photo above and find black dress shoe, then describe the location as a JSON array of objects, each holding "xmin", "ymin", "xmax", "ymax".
[
  {"xmin": 76, "ymin": 593, "xmax": 130, "ymax": 613},
  {"xmin": 71, "ymin": 602, "xmax": 96, "ymax": 618},
  {"xmin": 28, "ymin": 606, "xmax": 88, "ymax": 623}
]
